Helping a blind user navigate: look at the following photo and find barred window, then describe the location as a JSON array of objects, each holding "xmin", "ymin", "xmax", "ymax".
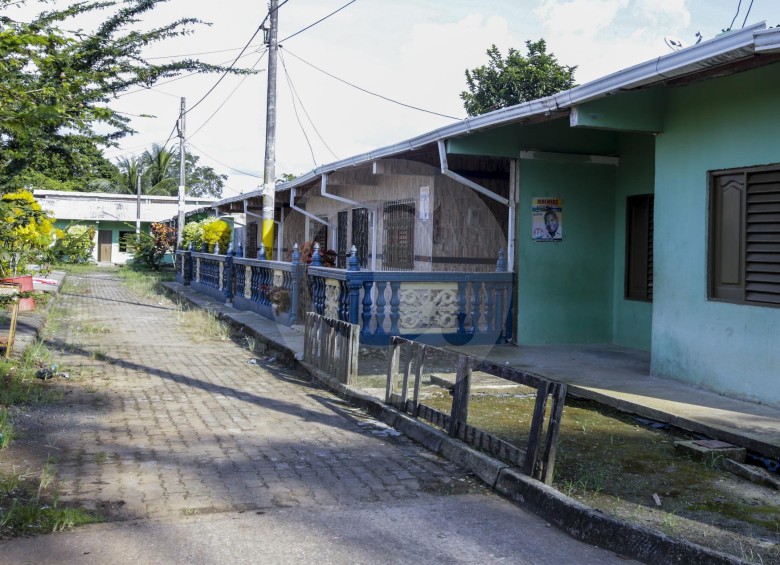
[{"xmin": 383, "ymin": 199, "xmax": 415, "ymax": 270}]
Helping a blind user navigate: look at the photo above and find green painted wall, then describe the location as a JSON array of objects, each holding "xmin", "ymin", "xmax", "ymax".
[
  {"xmin": 652, "ymin": 62, "xmax": 780, "ymax": 405},
  {"xmin": 611, "ymin": 133, "xmax": 655, "ymax": 350},
  {"xmin": 517, "ymin": 160, "xmax": 616, "ymax": 344}
]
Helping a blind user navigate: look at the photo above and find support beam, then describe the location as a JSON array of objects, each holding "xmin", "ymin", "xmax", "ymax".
[{"xmin": 519, "ymin": 150, "xmax": 619, "ymax": 167}]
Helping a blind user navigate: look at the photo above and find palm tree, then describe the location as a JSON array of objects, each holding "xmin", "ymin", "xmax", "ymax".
[
  {"xmin": 115, "ymin": 156, "xmax": 143, "ymax": 194},
  {"xmin": 142, "ymin": 143, "xmax": 177, "ymax": 195}
]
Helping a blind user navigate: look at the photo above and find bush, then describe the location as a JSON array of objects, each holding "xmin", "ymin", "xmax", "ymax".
[
  {"xmin": 48, "ymin": 224, "xmax": 96, "ymax": 264},
  {"xmin": 0, "ymin": 190, "xmax": 54, "ymax": 277},
  {"xmin": 201, "ymin": 218, "xmax": 231, "ymax": 253},
  {"xmin": 180, "ymin": 221, "xmax": 203, "ymax": 251},
  {"xmin": 126, "ymin": 223, "xmax": 176, "ymax": 270}
]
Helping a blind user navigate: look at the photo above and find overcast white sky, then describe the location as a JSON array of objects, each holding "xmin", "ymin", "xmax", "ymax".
[{"xmin": 18, "ymin": 1, "xmax": 780, "ymax": 196}]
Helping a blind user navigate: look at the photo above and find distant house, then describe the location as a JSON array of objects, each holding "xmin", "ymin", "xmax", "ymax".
[
  {"xmin": 212, "ymin": 22, "xmax": 780, "ymax": 405},
  {"xmin": 36, "ymin": 190, "xmax": 216, "ymax": 264}
]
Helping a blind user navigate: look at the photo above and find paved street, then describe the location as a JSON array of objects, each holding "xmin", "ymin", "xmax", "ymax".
[{"xmin": 0, "ymin": 270, "xmax": 633, "ymax": 563}]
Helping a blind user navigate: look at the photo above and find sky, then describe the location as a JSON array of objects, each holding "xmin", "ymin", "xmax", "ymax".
[{"xmin": 14, "ymin": 1, "xmax": 780, "ymax": 197}]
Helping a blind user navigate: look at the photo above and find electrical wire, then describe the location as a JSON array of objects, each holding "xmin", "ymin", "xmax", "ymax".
[
  {"xmin": 185, "ymin": 0, "xmax": 290, "ymax": 114},
  {"xmin": 280, "ymin": 53, "xmax": 318, "ymax": 166},
  {"xmin": 188, "ymin": 51, "xmax": 268, "ymax": 141},
  {"xmin": 741, "ymin": 0, "xmax": 755, "ymax": 28},
  {"xmin": 281, "ymin": 47, "xmax": 460, "ymax": 120},
  {"xmin": 729, "ymin": 0, "xmax": 743, "ymax": 30},
  {"xmin": 279, "ymin": 0, "xmax": 357, "ymax": 43},
  {"xmin": 278, "ymin": 49, "xmax": 339, "ymax": 161},
  {"xmin": 189, "ymin": 142, "xmax": 263, "ymax": 178},
  {"xmin": 145, "ymin": 44, "xmax": 262, "ymax": 61}
]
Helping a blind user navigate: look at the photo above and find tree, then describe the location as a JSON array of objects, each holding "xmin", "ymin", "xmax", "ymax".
[
  {"xmin": 460, "ymin": 40, "xmax": 577, "ymax": 117},
  {"xmin": 142, "ymin": 143, "xmax": 177, "ymax": 195},
  {"xmin": 169, "ymin": 152, "xmax": 227, "ymax": 198},
  {"xmin": 0, "ymin": 0, "xmax": 252, "ymax": 192}
]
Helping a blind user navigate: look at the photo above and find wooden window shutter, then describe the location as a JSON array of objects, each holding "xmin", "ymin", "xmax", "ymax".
[
  {"xmin": 745, "ymin": 169, "xmax": 780, "ymax": 304},
  {"xmin": 710, "ymin": 173, "xmax": 745, "ymax": 301},
  {"xmin": 625, "ymin": 194, "xmax": 654, "ymax": 301}
]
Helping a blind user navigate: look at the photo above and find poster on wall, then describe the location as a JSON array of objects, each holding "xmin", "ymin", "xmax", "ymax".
[
  {"xmin": 532, "ymin": 198, "xmax": 563, "ymax": 241},
  {"xmin": 419, "ymin": 186, "xmax": 430, "ymax": 221}
]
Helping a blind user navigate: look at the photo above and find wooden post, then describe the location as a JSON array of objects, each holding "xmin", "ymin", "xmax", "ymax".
[
  {"xmin": 448, "ymin": 355, "xmax": 472, "ymax": 437},
  {"xmin": 525, "ymin": 380, "xmax": 552, "ymax": 479},
  {"xmin": 540, "ymin": 382, "xmax": 567, "ymax": 485},
  {"xmin": 412, "ymin": 343, "xmax": 425, "ymax": 417},
  {"xmin": 347, "ymin": 322, "xmax": 359, "ymax": 385},
  {"xmin": 400, "ymin": 342, "xmax": 413, "ymax": 410},
  {"xmin": 385, "ymin": 338, "xmax": 400, "ymax": 403}
]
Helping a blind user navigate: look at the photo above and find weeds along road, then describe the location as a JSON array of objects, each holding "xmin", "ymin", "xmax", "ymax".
[{"xmin": 0, "ymin": 268, "xmax": 634, "ymax": 564}]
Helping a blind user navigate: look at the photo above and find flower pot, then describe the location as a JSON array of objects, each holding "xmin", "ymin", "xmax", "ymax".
[{"xmin": 1, "ymin": 275, "xmax": 34, "ymax": 311}]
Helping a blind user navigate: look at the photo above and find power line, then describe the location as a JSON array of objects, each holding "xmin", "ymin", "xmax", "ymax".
[
  {"xmin": 188, "ymin": 142, "xmax": 263, "ymax": 178},
  {"xmin": 188, "ymin": 51, "xmax": 268, "ymax": 141},
  {"xmin": 280, "ymin": 52, "xmax": 318, "ymax": 166},
  {"xmin": 186, "ymin": 0, "xmax": 291, "ymax": 115},
  {"xmin": 279, "ymin": 0, "xmax": 358, "ymax": 43},
  {"xmin": 145, "ymin": 44, "xmax": 261, "ymax": 61},
  {"xmin": 741, "ymin": 0, "xmax": 755, "ymax": 28},
  {"xmin": 278, "ymin": 49, "xmax": 339, "ymax": 161},
  {"xmin": 728, "ymin": 0, "xmax": 743, "ymax": 30},
  {"xmin": 281, "ymin": 47, "xmax": 460, "ymax": 120}
]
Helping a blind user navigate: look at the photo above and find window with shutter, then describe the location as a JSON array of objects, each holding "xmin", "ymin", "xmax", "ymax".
[
  {"xmin": 709, "ymin": 165, "xmax": 780, "ymax": 306},
  {"xmin": 625, "ymin": 194, "xmax": 654, "ymax": 301}
]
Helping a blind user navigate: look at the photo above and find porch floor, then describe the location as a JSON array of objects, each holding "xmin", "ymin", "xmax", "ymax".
[{"xmin": 164, "ymin": 282, "xmax": 780, "ymax": 460}]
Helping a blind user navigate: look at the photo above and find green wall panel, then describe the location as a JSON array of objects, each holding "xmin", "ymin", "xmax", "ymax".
[
  {"xmin": 652, "ymin": 62, "xmax": 780, "ymax": 404},
  {"xmin": 517, "ymin": 160, "xmax": 616, "ymax": 344}
]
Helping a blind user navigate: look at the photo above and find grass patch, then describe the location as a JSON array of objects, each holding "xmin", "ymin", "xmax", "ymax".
[
  {"xmin": 0, "ymin": 466, "xmax": 101, "ymax": 538},
  {"xmin": 115, "ymin": 265, "xmax": 175, "ymax": 300},
  {"xmin": 175, "ymin": 306, "xmax": 231, "ymax": 342},
  {"xmin": 422, "ymin": 392, "xmax": 780, "ymax": 561}
]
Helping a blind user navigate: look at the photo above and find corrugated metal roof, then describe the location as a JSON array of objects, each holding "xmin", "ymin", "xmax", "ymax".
[{"xmin": 213, "ymin": 22, "xmax": 778, "ymax": 209}]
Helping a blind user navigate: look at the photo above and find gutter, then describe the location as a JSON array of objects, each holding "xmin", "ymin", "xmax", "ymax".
[
  {"xmin": 290, "ymin": 186, "xmax": 336, "ymax": 230},
  {"xmin": 320, "ymin": 174, "xmax": 378, "ymax": 269}
]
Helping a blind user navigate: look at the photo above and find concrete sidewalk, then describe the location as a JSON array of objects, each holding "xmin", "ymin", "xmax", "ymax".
[{"xmin": 164, "ymin": 282, "xmax": 780, "ymax": 461}]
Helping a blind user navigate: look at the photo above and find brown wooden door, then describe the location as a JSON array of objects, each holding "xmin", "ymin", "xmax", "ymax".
[{"xmin": 98, "ymin": 230, "xmax": 112, "ymax": 262}]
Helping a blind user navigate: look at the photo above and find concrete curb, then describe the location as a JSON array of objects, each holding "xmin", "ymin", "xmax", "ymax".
[{"xmin": 164, "ymin": 283, "xmax": 750, "ymax": 565}]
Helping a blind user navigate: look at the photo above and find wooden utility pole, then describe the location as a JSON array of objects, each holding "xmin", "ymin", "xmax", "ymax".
[
  {"xmin": 177, "ymin": 96, "xmax": 186, "ymax": 248},
  {"xmin": 261, "ymin": 0, "xmax": 279, "ymax": 259}
]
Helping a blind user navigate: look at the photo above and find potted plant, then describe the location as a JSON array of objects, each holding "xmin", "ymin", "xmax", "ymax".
[{"xmin": 0, "ymin": 190, "xmax": 55, "ymax": 310}]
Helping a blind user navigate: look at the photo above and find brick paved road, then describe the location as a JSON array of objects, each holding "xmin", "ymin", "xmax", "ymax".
[
  {"xmin": 2, "ymin": 269, "xmax": 633, "ymax": 564},
  {"xmin": 45, "ymin": 270, "xmax": 479, "ymax": 519}
]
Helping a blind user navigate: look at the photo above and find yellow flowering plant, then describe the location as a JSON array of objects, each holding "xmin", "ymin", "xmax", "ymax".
[{"xmin": 0, "ymin": 190, "xmax": 55, "ymax": 278}]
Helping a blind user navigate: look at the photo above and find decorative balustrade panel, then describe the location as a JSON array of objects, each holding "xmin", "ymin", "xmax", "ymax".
[
  {"xmin": 190, "ymin": 253, "xmax": 228, "ymax": 303},
  {"xmin": 232, "ymin": 257, "xmax": 299, "ymax": 325}
]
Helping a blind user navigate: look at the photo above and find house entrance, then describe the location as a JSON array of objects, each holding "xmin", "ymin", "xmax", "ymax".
[{"xmin": 98, "ymin": 230, "xmax": 112, "ymax": 262}]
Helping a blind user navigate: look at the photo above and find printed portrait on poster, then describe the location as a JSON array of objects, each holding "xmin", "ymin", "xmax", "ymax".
[{"xmin": 532, "ymin": 198, "xmax": 563, "ymax": 242}]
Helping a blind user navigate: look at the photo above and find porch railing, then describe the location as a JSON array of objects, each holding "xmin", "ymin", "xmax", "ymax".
[{"xmin": 176, "ymin": 243, "xmax": 513, "ymax": 346}]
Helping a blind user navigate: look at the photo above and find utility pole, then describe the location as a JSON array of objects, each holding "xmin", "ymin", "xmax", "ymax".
[
  {"xmin": 136, "ymin": 166, "xmax": 142, "ymax": 235},
  {"xmin": 177, "ymin": 97, "xmax": 186, "ymax": 248},
  {"xmin": 261, "ymin": 0, "xmax": 278, "ymax": 259}
]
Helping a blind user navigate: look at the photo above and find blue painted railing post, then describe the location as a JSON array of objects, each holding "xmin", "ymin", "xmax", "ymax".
[
  {"xmin": 290, "ymin": 243, "xmax": 301, "ymax": 325},
  {"xmin": 496, "ymin": 247, "xmax": 507, "ymax": 272},
  {"xmin": 237, "ymin": 243, "xmax": 243, "ymax": 258},
  {"xmin": 215, "ymin": 243, "xmax": 221, "ymax": 255},
  {"xmin": 347, "ymin": 245, "xmax": 362, "ymax": 325},
  {"xmin": 224, "ymin": 251, "xmax": 234, "ymax": 304},
  {"xmin": 311, "ymin": 243, "xmax": 322, "ymax": 267},
  {"xmin": 202, "ymin": 242, "xmax": 208, "ymax": 253},
  {"xmin": 183, "ymin": 244, "xmax": 193, "ymax": 286},
  {"xmin": 258, "ymin": 243, "xmax": 266, "ymax": 261}
]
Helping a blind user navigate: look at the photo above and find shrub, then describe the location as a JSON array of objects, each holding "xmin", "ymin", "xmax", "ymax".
[
  {"xmin": 0, "ymin": 190, "xmax": 54, "ymax": 277},
  {"xmin": 180, "ymin": 221, "xmax": 204, "ymax": 251},
  {"xmin": 127, "ymin": 223, "xmax": 176, "ymax": 270},
  {"xmin": 48, "ymin": 224, "xmax": 96, "ymax": 264},
  {"xmin": 201, "ymin": 218, "xmax": 231, "ymax": 253}
]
